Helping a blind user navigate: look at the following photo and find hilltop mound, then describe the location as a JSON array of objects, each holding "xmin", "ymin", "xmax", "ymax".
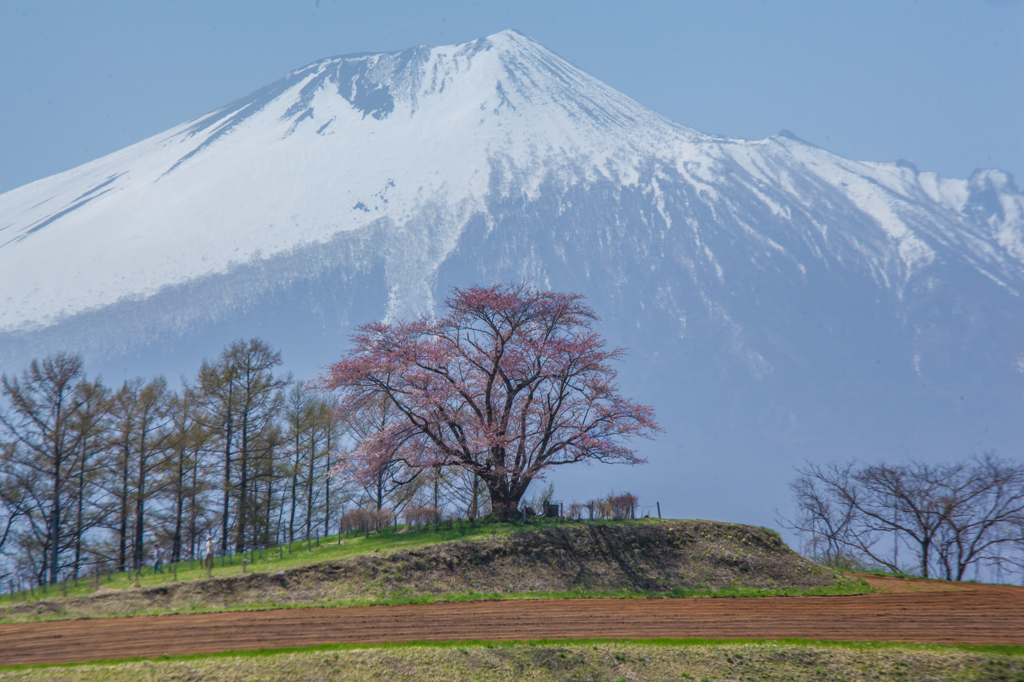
[{"xmin": 0, "ymin": 520, "xmax": 852, "ymax": 621}]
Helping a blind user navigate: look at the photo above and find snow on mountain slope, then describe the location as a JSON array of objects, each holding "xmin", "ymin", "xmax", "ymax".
[
  {"xmin": 2, "ymin": 29, "xmax": 1021, "ymax": 340},
  {"xmin": 0, "ymin": 30, "xmax": 686, "ymax": 332}
]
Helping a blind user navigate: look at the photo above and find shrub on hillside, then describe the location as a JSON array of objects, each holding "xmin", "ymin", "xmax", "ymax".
[{"xmin": 404, "ymin": 507, "xmax": 440, "ymax": 527}]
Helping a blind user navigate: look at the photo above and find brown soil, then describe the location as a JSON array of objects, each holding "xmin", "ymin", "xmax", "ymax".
[
  {"xmin": 855, "ymin": 573, "xmax": 973, "ymax": 593},
  {"xmin": 0, "ymin": 576, "xmax": 1020, "ymax": 666}
]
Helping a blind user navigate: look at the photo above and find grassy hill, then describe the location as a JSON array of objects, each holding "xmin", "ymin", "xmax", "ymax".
[{"xmin": 0, "ymin": 519, "xmax": 863, "ymax": 622}]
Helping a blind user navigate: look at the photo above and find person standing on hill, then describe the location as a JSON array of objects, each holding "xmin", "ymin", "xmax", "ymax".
[
  {"xmin": 204, "ymin": 535, "xmax": 215, "ymax": 577},
  {"xmin": 152, "ymin": 542, "xmax": 164, "ymax": 573}
]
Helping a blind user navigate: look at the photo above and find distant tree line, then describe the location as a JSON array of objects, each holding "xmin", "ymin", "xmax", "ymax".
[
  {"xmin": 782, "ymin": 456, "xmax": 1024, "ymax": 582},
  {"xmin": 0, "ymin": 339, "xmax": 486, "ymax": 589}
]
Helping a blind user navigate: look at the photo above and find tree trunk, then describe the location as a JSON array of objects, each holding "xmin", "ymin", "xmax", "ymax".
[
  {"xmin": 235, "ymin": 412, "xmax": 249, "ymax": 553},
  {"xmin": 433, "ymin": 466, "xmax": 440, "ymax": 528},
  {"xmin": 133, "ymin": 442, "xmax": 147, "ymax": 571},
  {"xmin": 73, "ymin": 449, "xmax": 86, "ymax": 579},
  {"xmin": 118, "ymin": 445, "xmax": 129, "ymax": 572},
  {"xmin": 172, "ymin": 451, "xmax": 185, "ymax": 563},
  {"xmin": 323, "ymin": 428, "xmax": 331, "ymax": 538},
  {"xmin": 305, "ymin": 427, "xmax": 315, "ymax": 541},
  {"xmin": 264, "ymin": 477, "xmax": 274, "ymax": 548},
  {"xmin": 48, "ymin": 398, "xmax": 63, "ymax": 584},
  {"xmin": 221, "ymin": 382, "xmax": 233, "ymax": 556},
  {"xmin": 289, "ymin": 450, "xmax": 299, "ymax": 545},
  {"xmin": 483, "ymin": 475, "xmax": 532, "ymax": 521},
  {"xmin": 470, "ymin": 473, "xmax": 479, "ymax": 520},
  {"xmin": 189, "ymin": 454, "xmax": 198, "ymax": 560}
]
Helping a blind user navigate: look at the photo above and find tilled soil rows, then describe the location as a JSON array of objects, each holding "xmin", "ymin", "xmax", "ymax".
[{"xmin": 0, "ymin": 577, "xmax": 1020, "ymax": 666}]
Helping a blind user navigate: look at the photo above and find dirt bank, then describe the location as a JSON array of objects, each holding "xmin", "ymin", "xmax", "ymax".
[{"xmin": 0, "ymin": 520, "xmax": 845, "ymax": 621}]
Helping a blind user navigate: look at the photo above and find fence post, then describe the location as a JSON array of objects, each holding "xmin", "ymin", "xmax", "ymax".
[{"xmin": 657, "ymin": 502, "xmax": 661, "ymax": 519}]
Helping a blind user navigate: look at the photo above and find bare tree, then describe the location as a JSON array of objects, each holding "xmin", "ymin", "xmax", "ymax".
[
  {"xmin": 284, "ymin": 385, "xmax": 312, "ymax": 544},
  {"xmin": 783, "ymin": 455, "xmax": 1024, "ymax": 580},
  {"xmin": 196, "ymin": 339, "xmax": 287, "ymax": 554},
  {"xmin": 226, "ymin": 340, "xmax": 286, "ymax": 552},
  {"xmin": 783, "ymin": 462, "xmax": 860, "ymax": 567},
  {"xmin": 0, "ymin": 353, "xmax": 86, "ymax": 584},
  {"xmin": 163, "ymin": 390, "xmax": 211, "ymax": 562},
  {"xmin": 932, "ymin": 454, "xmax": 1024, "ymax": 581},
  {"xmin": 0, "ymin": 450, "xmax": 27, "ymax": 560},
  {"xmin": 114, "ymin": 378, "xmax": 174, "ymax": 571},
  {"xmin": 105, "ymin": 379, "xmax": 141, "ymax": 572},
  {"xmin": 342, "ymin": 393, "xmax": 419, "ymax": 514},
  {"xmin": 66, "ymin": 379, "xmax": 109, "ymax": 578},
  {"xmin": 195, "ymin": 356, "xmax": 236, "ymax": 556}
]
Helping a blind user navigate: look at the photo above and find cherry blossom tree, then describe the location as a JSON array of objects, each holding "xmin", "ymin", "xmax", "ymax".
[{"xmin": 321, "ymin": 283, "xmax": 660, "ymax": 520}]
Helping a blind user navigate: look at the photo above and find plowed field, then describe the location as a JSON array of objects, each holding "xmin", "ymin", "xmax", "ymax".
[{"xmin": 0, "ymin": 577, "xmax": 1020, "ymax": 666}]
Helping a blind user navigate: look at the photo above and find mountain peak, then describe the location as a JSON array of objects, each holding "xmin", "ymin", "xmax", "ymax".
[{"xmin": 0, "ymin": 31, "xmax": 1021, "ymax": 345}]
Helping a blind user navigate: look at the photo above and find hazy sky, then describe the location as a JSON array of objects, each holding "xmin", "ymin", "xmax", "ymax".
[{"xmin": 1, "ymin": 0, "xmax": 1022, "ymax": 195}]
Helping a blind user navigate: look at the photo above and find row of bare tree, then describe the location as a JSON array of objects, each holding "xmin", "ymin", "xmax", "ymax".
[
  {"xmin": 0, "ymin": 341, "xmax": 494, "ymax": 589},
  {"xmin": 782, "ymin": 455, "xmax": 1024, "ymax": 581}
]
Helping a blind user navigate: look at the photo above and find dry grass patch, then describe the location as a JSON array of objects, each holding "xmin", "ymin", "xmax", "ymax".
[{"xmin": 1, "ymin": 641, "xmax": 1021, "ymax": 682}]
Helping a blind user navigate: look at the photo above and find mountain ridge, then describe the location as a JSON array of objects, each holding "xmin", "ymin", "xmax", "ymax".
[{"xmin": 4, "ymin": 30, "xmax": 1020, "ymax": 338}]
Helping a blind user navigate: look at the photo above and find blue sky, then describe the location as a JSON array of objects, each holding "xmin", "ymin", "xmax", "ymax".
[{"xmin": 0, "ymin": 0, "xmax": 1022, "ymax": 195}]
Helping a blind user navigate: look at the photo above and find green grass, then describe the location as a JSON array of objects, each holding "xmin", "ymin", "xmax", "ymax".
[
  {"xmin": 2, "ymin": 517, "xmax": 525, "ymax": 604},
  {"xmin": 2, "ymin": 638, "xmax": 1021, "ymax": 680}
]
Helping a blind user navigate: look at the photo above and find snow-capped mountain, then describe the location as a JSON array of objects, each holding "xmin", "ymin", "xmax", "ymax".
[{"xmin": 1, "ymin": 30, "xmax": 1022, "ymax": 524}]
